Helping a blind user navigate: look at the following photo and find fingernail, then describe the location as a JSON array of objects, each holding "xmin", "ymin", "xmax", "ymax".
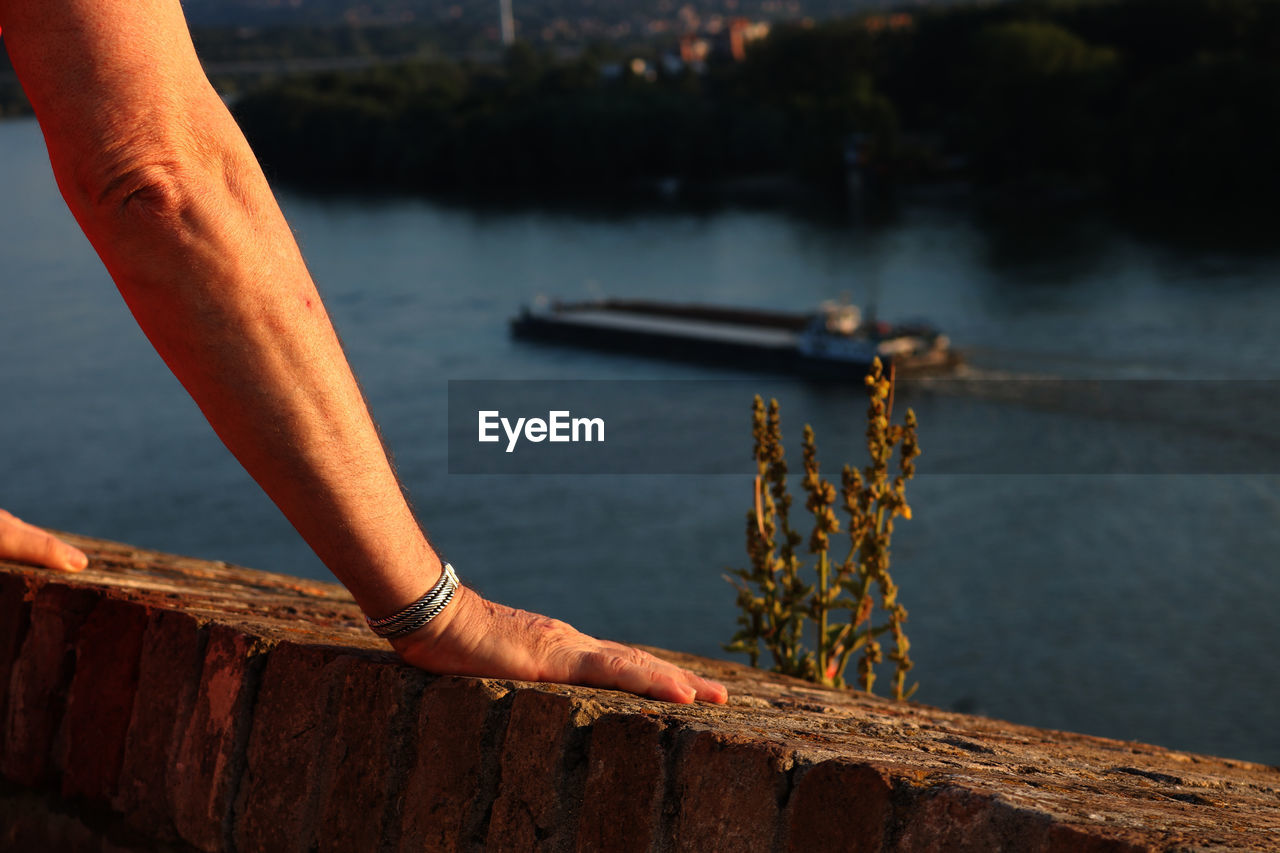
[{"xmin": 65, "ymin": 552, "xmax": 88, "ymax": 572}]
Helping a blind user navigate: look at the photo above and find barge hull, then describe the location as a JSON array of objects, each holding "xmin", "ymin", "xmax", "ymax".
[{"xmin": 511, "ymin": 314, "xmax": 884, "ymax": 379}]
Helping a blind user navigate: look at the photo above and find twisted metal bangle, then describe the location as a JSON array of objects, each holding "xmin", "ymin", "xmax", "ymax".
[
  {"xmin": 380, "ymin": 584, "xmax": 458, "ymax": 640},
  {"xmin": 366, "ymin": 563, "xmax": 460, "ymax": 638},
  {"xmin": 376, "ymin": 584, "xmax": 455, "ymax": 637},
  {"xmin": 371, "ymin": 587, "xmax": 448, "ymax": 633},
  {"xmin": 367, "ymin": 563, "xmax": 457, "ymax": 630}
]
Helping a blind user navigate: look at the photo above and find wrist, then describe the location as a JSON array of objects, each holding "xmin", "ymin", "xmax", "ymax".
[
  {"xmin": 346, "ymin": 540, "xmax": 444, "ymax": 622},
  {"xmin": 388, "ymin": 584, "xmax": 478, "ymax": 661},
  {"xmin": 366, "ymin": 563, "xmax": 460, "ymax": 639}
]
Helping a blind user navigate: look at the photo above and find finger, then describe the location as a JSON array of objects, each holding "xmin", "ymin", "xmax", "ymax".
[
  {"xmin": 686, "ymin": 673, "xmax": 729, "ymax": 704},
  {"xmin": 0, "ymin": 511, "xmax": 89, "ymax": 572},
  {"xmin": 61, "ymin": 542, "xmax": 91, "ymax": 572},
  {"xmin": 598, "ymin": 642, "xmax": 728, "ymax": 704},
  {"xmin": 570, "ymin": 649, "xmax": 688, "ymax": 703},
  {"xmin": 576, "ymin": 645, "xmax": 732, "ymax": 704},
  {"xmin": 656, "ymin": 668, "xmax": 726, "ymax": 704}
]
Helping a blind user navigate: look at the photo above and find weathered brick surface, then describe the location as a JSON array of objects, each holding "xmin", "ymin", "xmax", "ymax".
[
  {"xmin": 0, "ymin": 573, "xmax": 32, "ymax": 765},
  {"xmin": 783, "ymin": 760, "xmax": 893, "ymax": 853},
  {"xmin": 575, "ymin": 713, "xmax": 667, "ymax": 853},
  {"xmin": 114, "ymin": 608, "xmax": 206, "ymax": 837},
  {"xmin": 486, "ymin": 689, "xmax": 580, "ymax": 852},
  {"xmin": 893, "ymin": 785, "xmax": 1153, "ymax": 853},
  {"xmin": 1, "ymin": 583, "xmax": 99, "ymax": 787},
  {"xmin": 6, "ymin": 535, "xmax": 1280, "ymax": 852},
  {"xmin": 397, "ymin": 677, "xmax": 510, "ymax": 853},
  {"xmin": 1039, "ymin": 823, "xmax": 1155, "ymax": 853},
  {"xmin": 0, "ymin": 789, "xmax": 106, "ymax": 853},
  {"xmin": 58, "ymin": 597, "xmax": 151, "ymax": 803},
  {"xmin": 310, "ymin": 655, "xmax": 420, "ymax": 852},
  {"xmin": 1, "ymin": 788, "xmax": 187, "ymax": 853},
  {"xmin": 232, "ymin": 641, "xmax": 346, "ymax": 853},
  {"xmin": 169, "ymin": 623, "xmax": 266, "ymax": 852},
  {"xmin": 668, "ymin": 730, "xmax": 792, "ymax": 853}
]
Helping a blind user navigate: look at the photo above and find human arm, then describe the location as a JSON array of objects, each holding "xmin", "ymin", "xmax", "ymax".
[{"xmin": 0, "ymin": 0, "xmax": 725, "ymax": 703}]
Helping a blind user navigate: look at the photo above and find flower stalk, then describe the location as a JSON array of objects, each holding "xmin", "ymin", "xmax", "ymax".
[{"xmin": 725, "ymin": 358, "xmax": 919, "ymax": 699}]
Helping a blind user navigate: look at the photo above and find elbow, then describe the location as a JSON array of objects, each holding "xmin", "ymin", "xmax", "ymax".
[
  {"xmin": 63, "ymin": 139, "xmax": 264, "ymax": 300},
  {"xmin": 64, "ymin": 155, "xmax": 210, "ymax": 301},
  {"xmin": 67, "ymin": 132, "xmax": 250, "ymax": 233},
  {"xmin": 72, "ymin": 145, "xmax": 264, "ymax": 244},
  {"xmin": 67, "ymin": 129, "xmax": 223, "ymax": 229},
  {"xmin": 82, "ymin": 159, "xmax": 192, "ymax": 225},
  {"xmin": 54, "ymin": 114, "xmax": 274, "ymax": 293}
]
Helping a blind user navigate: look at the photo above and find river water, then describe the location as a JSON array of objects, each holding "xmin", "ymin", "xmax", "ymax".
[{"xmin": 3, "ymin": 117, "xmax": 1279, "ymax": 764}]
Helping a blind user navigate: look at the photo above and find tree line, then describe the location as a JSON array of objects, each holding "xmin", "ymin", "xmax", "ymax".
[
  {"xmin": 232, "ymin": 0, "xmax": 1280, "ymax": 206},
  {"xmin": 6, "ymin": 0, "xmax": 1277, "ymax": 205}
]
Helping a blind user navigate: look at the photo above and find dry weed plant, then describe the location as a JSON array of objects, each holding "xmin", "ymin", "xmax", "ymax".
[{"xmin": 725, "ymin": 358, "xmax": 919, "ymax": 699}]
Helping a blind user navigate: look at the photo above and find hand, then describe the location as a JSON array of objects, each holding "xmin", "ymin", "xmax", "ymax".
[
  {"xmin": 0, "ymin": 509, "xmax": 89, "ymax": 572},
  {"xmin": 391, "ymin": 586, "xmax": 728, "ymax": 705}
]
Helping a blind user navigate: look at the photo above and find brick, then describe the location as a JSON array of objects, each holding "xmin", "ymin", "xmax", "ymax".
[
  {"xmin": 0, "ymin": 788, "xmax": 105, "ymax": 852},
  {"xmin": 311, "ymin": 655, "xmax": 421, "ymax": 853},
  {"xmin": 169, "ymin": 623, "xmax": 266, "ymax": 853},
  {"xmin": 397, "ymin": 677, "xmax": 509, "ymax": 853},
  {"xmin": 0, "ymin": 573, "xmax": 33, "ymax": 765},
  {"xmin": 783, "ymin": 760, "xmax": 892, "ymax": 853},
  {"xmin": 1042, "ymin": 823, "xmax": 1154, "ymax": 853},
  {"xmin": 894, "ymin": 786, "xmax": 1155, "ymax": 853},
  {"xmin": 232, "ymin": 642, "xmax": 348, "ymax": 853},
  {"xmin": 893, "ymin": 786, "xmax": 1001, "ymax": 852},
  {"xmin": 1, "ymin": 583, "xmax": 99, "ymax": 787},
  {"xmin": 115, "ymin": 609, "xmax": 206, "ymax": 837},
  {"xmin": 59, "ymin": 597, "xmax": 151, "ymax": 803},
  {"xmin": 575, "ymin": 714, "xmax": 666, "ymax": 853},
  {"xmin": 669, "ymin": 731, "xmax": 791, "ymax": 853},
  {"xmin": 485, "ymin": 690, "xmax": 577, "ymax": 852}
]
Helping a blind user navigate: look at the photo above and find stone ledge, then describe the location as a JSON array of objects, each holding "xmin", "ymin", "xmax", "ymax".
[{"xmin": 1, "ymin": 533, "xmax": 1277, "ymax": 852}]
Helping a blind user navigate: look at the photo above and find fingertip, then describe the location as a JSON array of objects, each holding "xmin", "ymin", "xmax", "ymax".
[
  {"xmin": 694, "ymin": 674, "xmax": 728, "ymax": 704},
  {"xmin": 701, "ymin": 683, "xmax": 729, "ymax": 704},
  {"xmin": 63, "ymin": 549, "xmax": 88, "ymax": 572},
  {"xmin": 652, "ymin": 677, "xmax": 696, "ymax": 704}
]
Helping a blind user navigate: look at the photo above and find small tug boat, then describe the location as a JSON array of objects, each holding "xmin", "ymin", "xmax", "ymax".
[{"xmin": 510, "ymin": 298, "xmax": 959, "ymax": 378}]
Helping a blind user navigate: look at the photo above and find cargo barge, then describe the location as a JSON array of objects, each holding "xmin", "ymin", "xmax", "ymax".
[{"xmin": 510, "ymin": 299, "xmax": 959, "ymax": 378}]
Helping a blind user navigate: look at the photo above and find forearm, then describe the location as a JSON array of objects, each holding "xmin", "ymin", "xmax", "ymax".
[
  {"xmin": 93, "ymin": 149, "xmax": 440, "ymax": 617},
  {"xmin": 0, "ymin": 0, "xmax": 727, "ymax": 704},
  {"xmin": 0, "ymin": 0, "xmax": 439, "ymax": 615}
]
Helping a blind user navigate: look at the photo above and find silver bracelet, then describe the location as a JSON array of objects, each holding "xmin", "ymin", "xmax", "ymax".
[
  {"xmin": 366, "ymin": 563, "xmax": 460, "ymax": 639},
  {"xmin": 369, "ymin": 569, "xmax": 455, "ymax": 632}
]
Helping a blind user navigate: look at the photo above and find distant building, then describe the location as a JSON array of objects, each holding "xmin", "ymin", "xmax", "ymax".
[
  {"xmin": 499, "ymin": 0, "xmax": 515, "ymax": 46},
  {"xmin": 727, "ymin": 17, "xmax": 769, "ymax": 61},
  {"xmin": 678, "ymin": 34, "xmax": 711, "ymax": 64},
  {"xmin": 666, "ymin": 18, "xmax": 769, "ymax": 70}
]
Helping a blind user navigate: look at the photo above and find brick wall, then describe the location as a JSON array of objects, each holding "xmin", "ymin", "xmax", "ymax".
[{"xmin": 1, "ymin": 534, "xmax": 1277, "ymax": 852}]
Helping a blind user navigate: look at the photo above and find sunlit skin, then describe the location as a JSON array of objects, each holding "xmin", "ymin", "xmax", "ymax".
[
  {"xmin": 0, "ymin": 0, "xmax": 726, "ymax": 705},
  {"xmin": 0, "ymin": 511, "xmax": 88, "ymax": 573}
]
